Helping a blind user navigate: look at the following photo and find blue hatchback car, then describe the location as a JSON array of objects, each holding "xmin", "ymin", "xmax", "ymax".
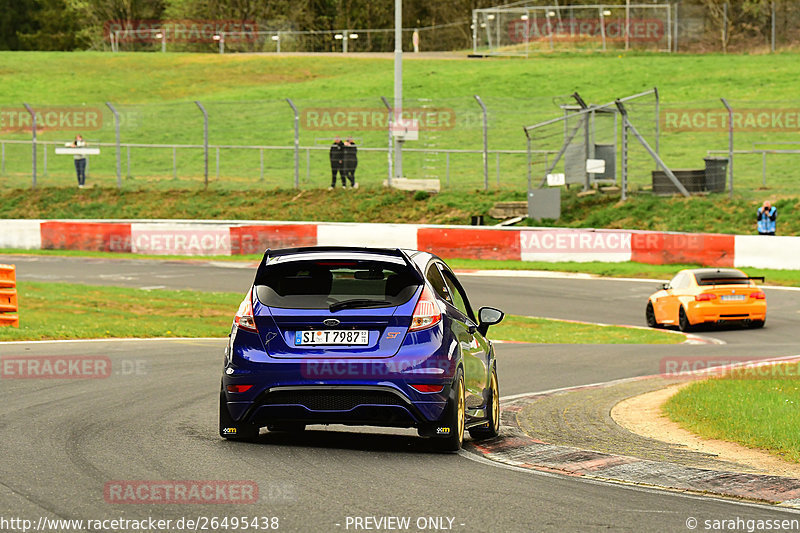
[{"xmin": 219, "ymin": 246, "xmax": 504, "ymax": 451}]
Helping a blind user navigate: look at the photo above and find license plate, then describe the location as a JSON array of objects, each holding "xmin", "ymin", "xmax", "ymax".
[
  {"xmin": 720, "ymin": 294, "xmax": 746, "ymax": 301},
  {"xmin": 295, "ymin": 330, "xmax": 369, "ymax": 346}
]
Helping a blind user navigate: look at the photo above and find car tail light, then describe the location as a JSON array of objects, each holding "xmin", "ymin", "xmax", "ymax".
[
  {"xmin": 226, "ymin": 384, "xmax": 253, "ymax": 393},
  {"xmin": 750, "ymin": 291, "xmax": 766, "ymax": 300},
  {"xmin": 234, "ymin": 289, "xmax": 258, "ymax": 333},
  {"xmin": 410, "ymin": 384, "xmax": 444, "ymax": 394},
  {"xmin": 409, "ymin": 285, "xmax": 441, "ymax": 332},
  {"xmin": 695, "ymin": 293, "xmax": 717, "ymax": 301}
]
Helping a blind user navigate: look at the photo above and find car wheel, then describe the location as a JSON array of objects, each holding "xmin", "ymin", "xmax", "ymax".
[
  {"xmin": 469, "ymin": 366, "xmax": 500, "ymax": 440},
  {"xmin": 645, "ymin": 302, "xmax": 660, "ymax": 328},
  {"xmin": 433, "ymin": 370, "xmax": 466, "ymax": 452},
  {"xmin": 678, "ymin": 307, "xmax": 694, "ymax": 333},
  {"xmin": 219, "ymin": 386, "xmax": 259, "ymax": 441},
  {"xmin": 748, "ymin": 319, "xmax": 765, "ymax": 329}
]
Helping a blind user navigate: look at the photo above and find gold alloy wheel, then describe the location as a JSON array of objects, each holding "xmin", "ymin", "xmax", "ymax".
[
  {"xmin": 457, "ymin": 376, "xmax": 465, "ymax": 445},
  {"xmin": 491, "ymin": 371, "xmax": 500, "ymax": 433}
]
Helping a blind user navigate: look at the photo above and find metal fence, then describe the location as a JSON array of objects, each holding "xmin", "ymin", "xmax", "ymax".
[
  {"xmin": 3, "ymin": 95, "xmax": 800, "ymax": 195},
  {"xmin": 473, "ymin": 1, "xmax": 800, "ymax": 54}
]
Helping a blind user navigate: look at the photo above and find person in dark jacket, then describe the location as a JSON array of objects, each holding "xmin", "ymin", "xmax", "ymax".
[
  {"xmin": 329, "ymin": 136, "xmax": 345, "ymax": 189},
  {"xmin": 757, "ymin": 200, "xmax": 777, "ymax": 235},
  {"xmin": 342, "ymin": 137, "xmax": 358, "ymax": 188}
]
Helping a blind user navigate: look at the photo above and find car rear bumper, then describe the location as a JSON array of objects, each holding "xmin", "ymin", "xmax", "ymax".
[{"xmin": 688, "ymin": 301, "xmax": 767, "ymax": 324}]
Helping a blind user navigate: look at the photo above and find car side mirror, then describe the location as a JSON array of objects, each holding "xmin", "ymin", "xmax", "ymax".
[
  {"xmin": 477, "ymin": 306, "xmax": 504, "ymax": 336},
  {"xmin": 661, "ymin": 283, "xmax": 669, "ymax": 290}
]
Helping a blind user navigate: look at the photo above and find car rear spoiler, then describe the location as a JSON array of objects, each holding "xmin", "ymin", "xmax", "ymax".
[{"xmin": 700, "ymin": 276, "xmax": 765, "ymax": 284}]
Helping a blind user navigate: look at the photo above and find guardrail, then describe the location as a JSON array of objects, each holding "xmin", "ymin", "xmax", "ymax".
[{"xmin": 0, "ymin": 264, "xmax": 19, "ymax": 328}]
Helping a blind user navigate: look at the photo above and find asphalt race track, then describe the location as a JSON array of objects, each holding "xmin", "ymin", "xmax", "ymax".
[{"xmin": 2, "ymin": 254, "xmax": 800, "ymax": 532}]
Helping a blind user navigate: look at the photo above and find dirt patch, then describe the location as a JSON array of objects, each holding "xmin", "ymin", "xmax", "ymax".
[{"xmin": 612, "ymin": 382, "xmax": 800, "ymax": 478}]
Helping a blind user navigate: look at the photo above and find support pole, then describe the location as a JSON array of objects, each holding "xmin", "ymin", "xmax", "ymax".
[
  {"xmin": 194, "ymin": 101, "xmax": 209, "ymax": 188},
  {"xmin": 286, "ymin": 98, "xmax": 300, "ymax": 189},
  {"xmin": 381, "ymin": 96, "xmax": 394, "ymax": 186},
  {"xmin": 474, "ymin": 95, "xmax": 489, "ymax": 191},
  {"xmin": 106, "ymin": 102, "xmax": 122, "ymax": 188},
  {"xmin": 621, "ymin": 112, "xmax": 628, "ymax": 201},
  {"xmin": 393, "ymin": 0, "xmax": 404, "ymax": 180},
  {"xmin": 23, "ymin": 103, "xmax": 36, "ymax": 188},
  {"xmin": 720, "ymin": 97, "xmax": 734, "ymax": 198}
]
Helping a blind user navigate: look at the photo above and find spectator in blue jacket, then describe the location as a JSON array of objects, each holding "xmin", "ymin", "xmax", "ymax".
[{"xmin": 756, "ymin": 200, "xmax": 777, "ymax": 235}]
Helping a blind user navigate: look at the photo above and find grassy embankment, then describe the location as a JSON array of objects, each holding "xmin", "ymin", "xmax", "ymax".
[
  {"xmin": 0, "ymin": 281, "xmax": 683, "ymax": 344},
  {"xmin": 1, "ymin": 51, "xmax": 800, "ymax": 199},
  {"xmin": 2, "ymin": 186, "xmax": 800, "ymax": 235},
  {"xmin": 664, "ymin": 364, "xmax": 800, "ymax": 463}
]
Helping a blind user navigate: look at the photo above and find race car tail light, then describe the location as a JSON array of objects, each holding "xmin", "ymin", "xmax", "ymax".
[
  {"xmin": 234, "ymin": 288, "xmax": 259, "ymax": 333},
  {"xmin": 226, "ymin": 384, "xmax": 253, "ymax": 393},
  {"xmin": 410, "ymin": 384, "xmax": 444, "ymax": 393},
  {"xmin": 409, "ymin": 285, "xmax": 442, "ymax": 332},
  {"xmin": 750, "ymin": 291, "xmax": 766, "ymax": 300},
  {"xmin": 695, "ymin": 293, "xmax": 717, "ymax": 301}
]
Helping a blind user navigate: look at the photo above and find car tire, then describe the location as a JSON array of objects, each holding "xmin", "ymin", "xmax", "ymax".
[
  {"xmin": 678, "ymin": 307, "xmax": 694, "ymax": 333},
  {"xmin": 469, "ymin": 366, "xmax": 500, "ymax": 440},
  {"xmin": 219, "ymin": 386, "xmax": 259, "ymax": 441},
  {"xmin": 748, "ymin": 319, "xmax": 765, "ymax": 329},
  {"xmin": 645, "ymin": 302, "xmax": 660, "ymax": 328},
  {"xmin": 432, "ymin": 370, "xmax": 466, "ymax": 452},
  {"xmin": 267, "ymin": 423, "xmax": 307, "ymax": 433}
]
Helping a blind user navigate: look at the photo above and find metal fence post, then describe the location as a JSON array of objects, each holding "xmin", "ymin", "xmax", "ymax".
[
  {"xmin": 621, "ymin": 112, "xmax": 628, "ymax": 201},
  {"xmin": 474, "ymin": 95, "xmax": 488, "ymax": 191},
  {"xmin": 194, "ymin": 101, "xmax": 209, "ymax": 188},
  {"xmin": 654, "ymin": 87, "xmax": 660, "ymax": 156},
  {"xmin": 286, "ymin": 98, "xmax": 300, "ymax": 189},
  {"xmin": 720, "ymin": 97, "xmax": 734, "ymax": 198},
  {"xmin": 23, "ymin": 103, "xmax": 36, "ymax": 188},
  {"xmin": 771, "ymin": 1, "xmax": 776, "ymax": 52},
  {"xmin": 525, "ymin": 132, "xmax": 531, "ymax": 190},
  {"xmin": 106, "ymin": 102, "xmax": 122, "ymax": 188}
]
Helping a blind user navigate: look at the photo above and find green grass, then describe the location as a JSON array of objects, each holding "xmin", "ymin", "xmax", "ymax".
[
  {"xmin": 445, "ymin": 259, "xmax": 800, "ymax": 287},
  {"xmin": 1, "ymin": 51, "xmax": 800, "ymax": 194},
  {"xmin": 0, "ymin": 281, "xmax": 683, "ymax": 343},
  {"xmin": 1, "ymin": 186, "xmax": 799, "ymax": 236},
  {"xmin": 663, "ymin": 364, "xmax": 800, "ymax": 463},
  {"xmin": 0, "ymin": 281, "xmax": 242, "ymax": 340},
  {"xmin": 490, "ymin": 315, "xmax": 683, "ymax": 344}
]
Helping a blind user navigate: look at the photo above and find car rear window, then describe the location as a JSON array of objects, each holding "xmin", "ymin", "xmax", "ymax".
[
  {"xmin": 254, "ymin": 260, "xmax": 420, "ymax": 309},
  {"xmin": 694, "ymin": 270, "xmax": 751, "ymax": 286}
]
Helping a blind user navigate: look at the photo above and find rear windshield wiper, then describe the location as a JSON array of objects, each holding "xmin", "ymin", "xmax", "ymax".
[{"xmin": 329, "ymin": 299, "xmax": 394, "ymax": 312}]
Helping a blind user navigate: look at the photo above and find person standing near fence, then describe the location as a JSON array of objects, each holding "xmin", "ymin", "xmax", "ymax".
[
  {"xmin": 329, "ymin": 136, "xmax": 345, "ymax": 189},
  {"xmin": 71, "ymin": 134, "xmax": 87, "ymax": 188},
  {"xmin": 343, "ymin": 137, "xmax": 358, "ymax": 188},
  {"xmin": 756, "ymin": 200, "xmax": 777, "ymax": 235}
]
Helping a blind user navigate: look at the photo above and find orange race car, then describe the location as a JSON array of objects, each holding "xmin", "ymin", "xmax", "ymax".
[{"xmin": 645, "ymin": 268, "xmax": 767, "ymax": 332}]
